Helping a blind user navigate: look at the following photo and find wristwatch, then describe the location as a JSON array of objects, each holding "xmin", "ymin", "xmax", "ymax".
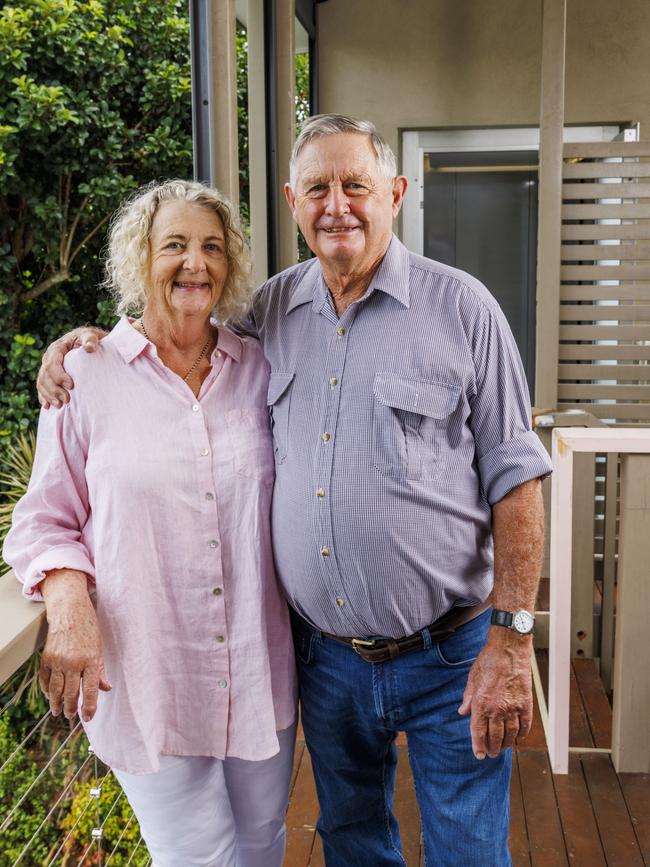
[{"xmin": 490, "ymin": 609, "xmax": 535, "ymax": 635}]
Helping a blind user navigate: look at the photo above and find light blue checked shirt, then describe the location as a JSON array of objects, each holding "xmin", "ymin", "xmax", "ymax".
[{"xmin": 250, "ymin": 236, "xmax": 552, "ymax": 638}]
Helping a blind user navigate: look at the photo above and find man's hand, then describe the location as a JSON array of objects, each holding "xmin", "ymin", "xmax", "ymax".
[
  {"xmin": 37, "ymin": 326, "xmax": 107, "ymax": 409},
  {"xmin": 40, "ymin": 569, "xmax": 111, "ymax": 722},
  {"xmin": 458, "ymin": 631, "xmax": 533, "ymax": 759}
]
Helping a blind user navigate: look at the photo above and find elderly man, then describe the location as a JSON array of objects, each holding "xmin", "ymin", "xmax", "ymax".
[{"xmin": 38, "ymin": 114, "xmax": 552, "ymax": 867}]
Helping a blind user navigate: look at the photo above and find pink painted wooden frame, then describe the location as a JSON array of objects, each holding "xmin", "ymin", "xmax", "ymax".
[{"xmin": 549, "ymin": 427, "xmax": 650, "ymax": 773}]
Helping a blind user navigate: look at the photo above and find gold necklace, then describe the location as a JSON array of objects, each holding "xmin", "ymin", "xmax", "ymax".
[{"xmin": 139, "ymin": 319, "xmax": 212, "ymax": 382}]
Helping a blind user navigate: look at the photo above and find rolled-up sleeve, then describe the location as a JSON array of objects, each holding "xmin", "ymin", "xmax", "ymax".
[
  {"xmin": 3, "ymin": 402, "xmax": 95, "ymax": 600},
  {"xmin": 468, "ymin": 299, "xmax": 552, "ymax": 505}
]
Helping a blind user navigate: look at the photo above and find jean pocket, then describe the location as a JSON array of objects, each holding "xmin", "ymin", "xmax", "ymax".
[
  {"xmin": 290, "ymin": 612, "xmax": 319, "ymax": 665},
  {"xmin": 434, "ymin": 609, "xmax": 490, "ymax": 668},
  {"xmin": 371, "ymin": 373, "xmax": 461, "ymax": 481},
  {"xmin": 267, "ymin": 372, "xmax": 294, "ymax": 464},
  {"xmin": 226, "ymin": 407, "xmax": 275, "ymax": 484}
]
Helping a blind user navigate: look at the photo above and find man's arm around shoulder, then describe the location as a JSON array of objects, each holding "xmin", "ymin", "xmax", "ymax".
[{"xmin": 37, "ymin": 326, "xmax": 108, "ymax": 408}]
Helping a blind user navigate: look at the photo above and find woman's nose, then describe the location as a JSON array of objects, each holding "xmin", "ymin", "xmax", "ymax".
[{"xmin": 182, "ymin": 246, "xmax": 207, "ymax": 271}]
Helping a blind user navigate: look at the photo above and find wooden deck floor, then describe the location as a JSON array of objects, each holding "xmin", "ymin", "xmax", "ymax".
[{"xmin": 284, "ymin": 655, "xmax": 650, "ymax": 866}]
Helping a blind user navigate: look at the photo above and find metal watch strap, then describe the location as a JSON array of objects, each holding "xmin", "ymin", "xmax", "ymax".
[{"xmin": 490, "ymin": 609, "xmax": 514, "ymax": 628}]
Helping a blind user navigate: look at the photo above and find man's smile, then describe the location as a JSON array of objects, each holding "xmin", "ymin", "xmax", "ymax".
[{"xmin": 319, "ymin": 226, "xmax": 361, "ymax": 234}]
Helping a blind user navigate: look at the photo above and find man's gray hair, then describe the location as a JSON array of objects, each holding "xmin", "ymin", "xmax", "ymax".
[{"xmin": 289, "ymin": 114, "xmax": 398, "ymax": 188}]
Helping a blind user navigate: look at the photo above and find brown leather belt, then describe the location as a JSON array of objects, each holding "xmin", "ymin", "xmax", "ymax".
[{"xmin": 322, "ymin": 599, "xmax": 492, "ymax": 664}]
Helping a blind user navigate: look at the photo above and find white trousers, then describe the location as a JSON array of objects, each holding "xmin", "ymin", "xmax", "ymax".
[{"xmin": 112, "ymin": 725, "xmax": 296, "ymax": 867}]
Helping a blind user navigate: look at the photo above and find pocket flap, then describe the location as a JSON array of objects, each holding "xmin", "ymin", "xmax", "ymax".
[
  {"xmin": 267, "ymin": 372, "xmax": 295, "ymax": 406},
  {"xmin": 373, "ymin": 373, "xmax": 460, "ymax": 419}
]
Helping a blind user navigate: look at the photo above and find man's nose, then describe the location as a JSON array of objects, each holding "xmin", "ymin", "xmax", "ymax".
[{"xmin": 324, "ymin": 184, "xmax": 350, "ymax": 217}]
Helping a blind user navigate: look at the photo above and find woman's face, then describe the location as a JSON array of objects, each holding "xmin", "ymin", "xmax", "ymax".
[{"xmin": 147, "ymin": 200, "xmax": 229, "ymax": 319}]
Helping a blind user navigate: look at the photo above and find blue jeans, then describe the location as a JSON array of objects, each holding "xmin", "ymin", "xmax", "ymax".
[{"xmin": 291, "ymin": 608, "xmax": 512, "ymax": 867}]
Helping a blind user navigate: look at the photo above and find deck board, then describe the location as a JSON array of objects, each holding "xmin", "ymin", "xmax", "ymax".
[
  {"xmin": 285, "ymin": 746, "xmax": 319, "ymax": 867},
  {"xmin": 573, "ymin": 658, "xmax": 613, "ymax": 748},
  {"xmin": 393, "ymin": 743, "xmax": 421, "ymax": 866},
  {"xmin": 285, "ymin": 658, "xmax": 650, "ymax": 866},
  {"xmin": 582, "ymin": 753, "xmax": 645, "ymax": 867},
  {"xmin": 619, "ymin": 773, "xmax": 650, "ymax": 862},
  {"xmin": 509, "ymin": 752, "xmax": 532, "ymax": 866},
  {"xmin": 569, "ymin": 662, "xmax": 594, "ymax": 748},
  {"xmin": 553, "ymin": 754, "xmax": 606, "ymax": 865},
  {"xmin": 517, "ymin": 750, "xmax": 569, "ymax": 866}
]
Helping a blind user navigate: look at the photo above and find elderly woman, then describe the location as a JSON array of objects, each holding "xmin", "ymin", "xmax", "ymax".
[{"xmin": 3, "ymin": 180, "xmax": 297, "ymax": 867}]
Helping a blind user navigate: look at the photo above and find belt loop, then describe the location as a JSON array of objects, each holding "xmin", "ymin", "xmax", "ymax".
[
  {"xmin": 420, "ymin": 627, "xmax": 433, "ymax": 650},
  {"xmin": 386, "ymin": 639, "xmax": 400, "ymax": 660}
]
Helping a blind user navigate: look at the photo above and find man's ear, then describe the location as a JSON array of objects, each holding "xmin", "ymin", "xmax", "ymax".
[
  {"xmin": 391, "ymin": 176, "xmax": 408, "ymax": 218},
  {"xmin": 284, "ymin": 182, "xmax": 297, "ymax": 217}
]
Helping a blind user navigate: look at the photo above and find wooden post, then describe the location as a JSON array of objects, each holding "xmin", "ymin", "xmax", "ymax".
[
  {"xmin": 548, "ymin": 429, "xmax": 574, "ymax": 773},
  {"xmin": 612, "ymin": 454, "xmax": 650, "ymax": 772},
  {"xmin": 213, "ymin": 0, "xmax": 239, "ymax": 205},
  {"xmin": 275, "ymin": 0, "xmax": 298, "ymax": 271},
  {"xmin": 247, "ymin": 0, "xmax": 269, "ymax": 285},
  {"xmin": 571, "ymin": 454, "xmax": 596, "ymax": 658},
  {"xmin": 600, "ymin": 453, "xmax": 619, "ymax": 691},
  {"xmin": 534, "ymin": 0, "xmax": 566, "ymax": 410}
]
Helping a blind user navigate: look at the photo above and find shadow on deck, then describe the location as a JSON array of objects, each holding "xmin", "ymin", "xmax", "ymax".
[{"xmin": 284, "ymin": 654, "xmax": 650, "ymax": 866}]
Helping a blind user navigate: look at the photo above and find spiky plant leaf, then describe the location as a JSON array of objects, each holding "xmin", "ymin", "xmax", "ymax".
[{"xmin": 0, "ymin": 430, "xmax": 36, "ymax": 557}]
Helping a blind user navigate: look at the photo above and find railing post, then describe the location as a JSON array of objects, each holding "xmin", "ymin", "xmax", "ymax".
[
  {"xmin": 611, "ymin": 454, "xmax": 650, "ymax": 772},
  {"xmin": 600, "ymin": 452, "xmax": 619, "ymax": 691},
  {"xmin": 571, "ymin": 453, "xmax": 596, "ymax": 658}
]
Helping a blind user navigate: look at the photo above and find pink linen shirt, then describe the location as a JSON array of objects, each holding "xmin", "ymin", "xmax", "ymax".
[{"xmin": 3, "ymin": 317, "xmax": 296, "ymax": 774}]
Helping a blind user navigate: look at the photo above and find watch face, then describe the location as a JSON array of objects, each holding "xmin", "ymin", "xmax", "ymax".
[{"xmin": 513, "ymin": 611, "xmax": 535, "ymax": 634}]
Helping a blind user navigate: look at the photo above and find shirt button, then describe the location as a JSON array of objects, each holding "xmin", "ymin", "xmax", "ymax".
[
  {"xmin": 212, "ymin": 587, "xmax": 223, "ymax": 596},
  {"xmin": 322, "ymin": 432, "xmax": 331, "ymax": 442},
  {"xmin": 215, "ymin": 635, "xmax": 225, "ymax": 643},
  {"xmin": 201, "ymin": 448, "xmax": 210, "ymax": 456},
  {"xmin": 336, "ymin": 597, "xmax": 345, "ymax": 607},
  {"xmin": 321, "ymin": 547, "xmax": 331, "ymax": 557},
  {"xmin": 216, "ymin": 351, "xmax": 222, "ymax": 358},
  {"xmin": 316, "ymin": 488, "xmax": 325, "ymax": 498},
  {"xmin": 192, "ymin": 404, "xmax": 200, "ymax": 412},
  {"xmin": 218, "ymin": 679, "xmax": 228, "ymax": 688},
  {"xmin": 205, "ymin": 492, "xmax": 214, "ymax": 501},
  {"xmin": 337, "ymin": 327, "xmax": 346, "ymax": 336},
  {"xmin": 329, "ymin": 377, "xmax": 338, "ymax": 387},
  {"xmin": 209, "ymin": 540, "xmax": 219, "ymax": 548}
]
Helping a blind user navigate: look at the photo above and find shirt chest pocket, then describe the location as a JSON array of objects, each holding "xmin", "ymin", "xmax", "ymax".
[
  {"xmin": 372, "ymin": 373, "xmax": 461, "ymax": 481},
  {"xmin": 226, "ymin": 408, "xmax": 275, "ymax": 484},
  {"xmin": 267, "ymin": 373, "xmax": 295, "ymax": 464}
]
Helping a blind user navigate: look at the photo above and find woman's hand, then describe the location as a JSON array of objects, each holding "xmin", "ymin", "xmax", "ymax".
[
  {"xmin": 40, "ymin": 570, "xmax": 111, "ymax": 722},
  {"xmin": 37, "ymin": 327, "xmax": 107, "ymax": 409}
]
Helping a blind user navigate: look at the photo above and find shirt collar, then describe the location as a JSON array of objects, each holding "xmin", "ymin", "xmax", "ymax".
[
  {"xmin": 111, "ymin": 316, "xmax": 149, "ymax": 363},
  {"xmin": 285, "ymin": 234, "xmax": 411, "ymax": 314},
  {"xmin": 214, "ymin": 324, "xmax": 243, "ymax": 362},
  {"xmin": 285, "ymin": 259, "xmax": 324, "ymax": 314},
  {"xmin": 110, "ymin": 316, "xmax": 242, "ymax": 364}
]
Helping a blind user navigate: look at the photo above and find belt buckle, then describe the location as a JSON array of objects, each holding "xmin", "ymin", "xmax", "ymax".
[{"xmin": 351, "ymin": 638, "xmax": 376, "ymax": 656}]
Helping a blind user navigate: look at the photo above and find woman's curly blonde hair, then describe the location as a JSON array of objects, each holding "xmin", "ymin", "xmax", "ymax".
[{"xmin": 103, "ymin": 179, "xmax": 252, "ymax": 323}]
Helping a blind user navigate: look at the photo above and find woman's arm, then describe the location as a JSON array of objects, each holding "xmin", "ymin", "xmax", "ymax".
[
  {"xmin": 40, "ymin": 569, "xmax": 111, "ymax": 721},
  {"xmin": 3, "ymin": 393, "xmax": 109, "ymax": 720}
]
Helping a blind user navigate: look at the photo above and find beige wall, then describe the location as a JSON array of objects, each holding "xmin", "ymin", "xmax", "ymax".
[{"xmin": 317, "ymin": 0, "xmax": 650, "ymax": 158}]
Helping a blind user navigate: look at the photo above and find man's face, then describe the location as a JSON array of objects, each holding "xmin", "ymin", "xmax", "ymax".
[{"xmin": 285, "ymin": 133, "xmax": 407, "ymax": 276}]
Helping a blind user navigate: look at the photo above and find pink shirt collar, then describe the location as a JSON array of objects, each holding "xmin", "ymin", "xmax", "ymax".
[{"xmin": 112, "ymin": 316, "xmax": 243, "ymax": 365}]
